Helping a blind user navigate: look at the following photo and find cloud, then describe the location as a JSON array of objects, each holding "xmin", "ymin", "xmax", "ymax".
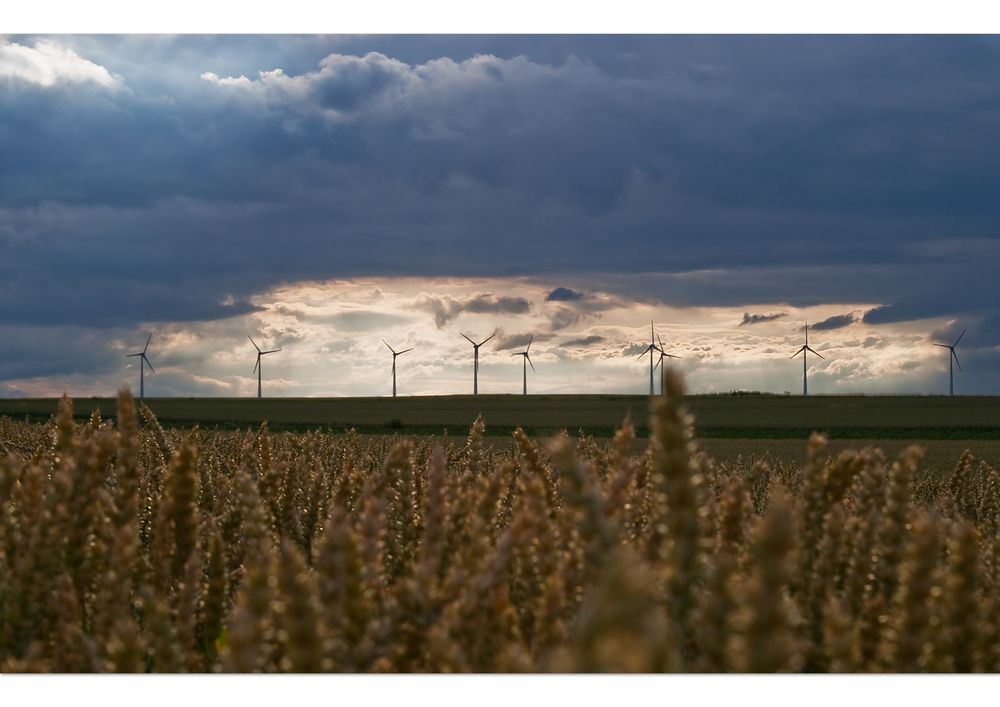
[
  {"xmin": 491, "ymin": 331, "xmax": 541, "ymax": 351},
  {"xmin": 0, "ymin": 40, "xmax": 119, "ymax": 88},
  {"xmin": 546, "ymin": 287, "xmax": 585, "ymax": 302},
  {"xmin": 811, "ymin": 312, "xmax": 857, "ymax": 331},
  {"xmin": 861, "ymin": 306, "xmax": 898, "ymax": 325},
  {"xmin": 739, "ymin": 312, "xmax": 786, "ymax": 326},
  {"xmin": 202, "ymin": 51, "xmax": 414, "ymax": 117},
  {"xmin": 5, "ymin": 36, "xmax": 1000, "ymax": 390},
  {"xmin": 548, "ymin": 307, "xmax": 581, "ymax": 331},
  {"xmin": 325, "ymin": 310, "xmax": 412, "ymax": 332},
  {"xmin": 562, "ymin": 334, "xmax": 606, "ymax": 347},
  {"xmin": 413, "ymin": 292, "xmax": 531, "ymax": 328}
]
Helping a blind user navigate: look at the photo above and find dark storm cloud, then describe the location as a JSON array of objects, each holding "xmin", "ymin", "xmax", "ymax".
[
  {"xmin": 739, "ymin": 312, "xmax": 786, "ymax": 326},
  {"xmin": 862, "ymin": 306, "xmax": 905, "ymax": 325},
  {"xmin": 812, "ymin": 313, "xmax": 857, "ymax": 331},
  {"xmin": 546, "ymin": 287, "xmax": 585, "ymax": 302},
  {"xmin": 562, "ymin": 334, "xmax": 606, "ymax": 347},
  {"xmin": 413, "ymin": 293, "xmax": 531, "ymax": 328},
  {"xmin": 4, "ymin": 35, "xmax": 1000, "ymax": 388},
  {"xmin": 548, "ymin": 307, "xmax": 582, "ymax": 332},
  {"xmin": 491, "ymin": 331, "xmax": 546, "ymax": 351}
]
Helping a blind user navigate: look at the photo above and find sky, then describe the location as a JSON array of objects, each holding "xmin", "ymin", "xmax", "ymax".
[{"xmin": 1, "ymin": 34, "xmax": 999, "ymax": 397}]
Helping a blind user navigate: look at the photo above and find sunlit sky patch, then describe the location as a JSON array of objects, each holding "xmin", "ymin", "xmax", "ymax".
[{"xmin": 0, "ymin": 276, "xmax": 965, "ymax": 397}]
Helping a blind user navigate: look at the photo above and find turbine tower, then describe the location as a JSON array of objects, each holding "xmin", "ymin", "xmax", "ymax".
[
  {"xmin": 790, "ymin": 322, "xmax": 824, "ymax": 396},
  {"xmin": 461, "ymin": 331, "xmax": 496, "ymax": 395},
  {"xmin": 934, "ymin": 328, "xmax": 965, "ymax": 396},
  {"xmin": 125, "ymin": 334, "xmax": 154, "ymax": 400},
  {"xmin": 383, "ymin": 340, "xmax": 414, "ymax": 398},
  {"xmin": 511, "ymin": 335, "xmax": 535, "ymax": 395},
  {"xmin": 249, "ymin": 336, "xmax": 281, "ymax": 399},
  {"xmin": 636, "ymin": 321, "xmax": 662, "ymax": 395},
  {"xmin": 653, "ymin": 333, "xmax": 681, "ymax": 395}
]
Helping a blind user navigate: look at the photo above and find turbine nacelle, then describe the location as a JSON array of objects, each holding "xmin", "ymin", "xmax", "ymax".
[
  {"xmin": 511, "ymin": 334, "xmax": 535, "ymax": 371},
  {"xmin": 249, "ymin": 336, "xmax": 281, "ymax": 399},
  {"xmin": 384, "ymin": 340, "xmax": 415, "ymax": 359},
  {"xmin": 791, "ymin": 322, "xmax": 825, "ymax": 396},
  {"xmin": 462, "ymin": 331, "xmax": 496, "ymax": 395},
  {"xmin": 935, "ymin": 327, "xmax": 966, "ymax": 395},
  {"xmin": 933, "ymin": 328, "xmax": 966, "ymax": 371},
  {"xmin": 125, "ymin": 334, "xmax": 154, "ymax": 399},
  {"xmin": 126, "ymin": 333, "xmax": 155, "ymax": 371},
  {"xmin": 461, "ymin": 331, "xmax": 497, "ymax": 349},
  {"xmin": 653, "ymin": 333, "xmax": 681, "ymax": 370},
  {"xmin": 249, "ymin": 336, "xmax": 281, "ymax": 374},
  {"xmin": 790, "ymin": 322, "xmax": 825, "ymax": 361},
  {"xmin": 384, "ymin": 340, "xmax": 415, "ymax": 397}
]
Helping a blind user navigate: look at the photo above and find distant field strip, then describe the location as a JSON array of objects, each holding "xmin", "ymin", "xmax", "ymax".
[{"xmin": 2, "ymin": 394, "xmax": 1000, "ymax": 438}]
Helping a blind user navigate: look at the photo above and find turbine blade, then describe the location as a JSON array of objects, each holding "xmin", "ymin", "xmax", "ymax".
[
  {"xmin": 398, "ymin": 348, "xmax": 414, "ymax": 355},
  {"xmin": 143, "ymin": 334, "xmax": 151, "ymax": 354},
  {"xmin": 637, "ymin": 345, "xmax": 651, "ymax": 358},
  {"xmin": 248, "ymin": 336, "xmax": 261, "ymax": 352},
  {"xmin": 667, "ymin": 354, "xmax": 681, "ymax": 359},
  {"xmin": 933, "ymin": 343, "xmax": 951, "ymax": 348},
  {"xmin": 126, "ymin": 352, "xmax": 142, "ymax": 358},
  {"xmin": 654, "ymin": 356, "xmax": 662, "ymax": 370},
  {"xmin": 253, "ymin": 357, "xmax": 259, "ymax": 375},
  {"xmin": 461, "ymin": 332, "xmax": 475, "ymax": 345},
  {"xmin": 527, "ymin": 354, "xmax": 535, "ymax": 372},
  {"xmin": 657, "ymin": 333, "xmax": 664, "ymax": 349},
  {"xmin": 526, "ymin": 334, "xmax": 533, "ymax": 353},
  {"xmin": 954, "ymin": 328, "xmax": 966, "ymax": 347},
  {"xmin": 953, "ymin": 350, "xmax": 962, "ymax": 371},
  {"xmin": 383, "ymin": 340, "xmax": 395, "ymax": 354},
  {"xmin": 791, "ymin": 347, "xmax": 804, "ymax": 359},
  {"xmin": 481, "ymin": 331, "xmax": 497, "ymax": 345},
  {"xmin": 807, "ymin": 346, "xmax": 825, "ymax": 360},
  {"xmin": 262, "ymin": 349, "xmax": 281, "ymax": 355},
  {"xmin": 143, "ymin": 355, "xmax": 155, "ymax": 374}
]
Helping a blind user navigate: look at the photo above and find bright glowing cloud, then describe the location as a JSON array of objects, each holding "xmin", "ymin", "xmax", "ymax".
[{"xmin": 0, "ymin": 39, "xmax": 119, "ymax": 88}]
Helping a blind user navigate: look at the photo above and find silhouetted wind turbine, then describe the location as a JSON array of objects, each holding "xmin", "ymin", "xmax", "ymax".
[
  {"xmin": 126, "ymin": 334, "xmax": 154, "ymax": 400},
  {"xmin": 461, "ymin": 331, "xmax": 496, "ymax": 395},
  {"xmin": 636, "ymin": 321, "xmax": 662, "ymax": 395},
  {"xmin": 790, "ymin": 322, "xmax": 824, "ymax": 396},
  {"xmin": 384, "ymin": 340, "xmax": 414, "ymax": 398},
  {"xmin": 249, "ymin": 336, "xmax": 281, "ymax": 399},
  {"xmin": 934, "ymin": 328, "xmax": 965, "ymax": 396},
  {"xmin": 511, "ymin": 335, "xmax": 535, "ymax": 395},
  {"xmin": 653, "ymin": 333, "xmax": 681, "ymax": 395}
]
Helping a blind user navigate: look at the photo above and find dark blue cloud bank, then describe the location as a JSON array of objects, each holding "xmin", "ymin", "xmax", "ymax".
[{"xmin": 2, "ymin": 35, "xmax": 1000, "ymax": 391}]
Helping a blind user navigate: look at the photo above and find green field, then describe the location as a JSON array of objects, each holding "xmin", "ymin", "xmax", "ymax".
[{"xmin": 2, "ymin": 393, "xmax": 1000, "ymax": 440}]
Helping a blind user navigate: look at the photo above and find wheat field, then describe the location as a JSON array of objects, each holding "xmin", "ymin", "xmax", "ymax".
[{"xmin": 1, "ymin": 370, "xmax": 998, "ymax": 673}]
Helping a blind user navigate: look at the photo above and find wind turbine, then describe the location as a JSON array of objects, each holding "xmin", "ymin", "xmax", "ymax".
[
  {"xmin": 790, "ymin": 322, "xmax": 824, "ymax": 396},
  {"xmin": 511, "ymin": 335, "xmax": 535, "ymax": 395},
  {"xmin": 383, "ymin": 340, "xmax": 414, "ymax": 398},
  {"xmin": 249, "ymin": 336, "xmax": 281, "ymax": 399},
  {"xmin": 461, "ymin": 331, "xmax": 496, "ymax": 395},
  {"xmin": 636, "ymin": 321, "xmax": 662, "ymax": 395},
  {"xmin": 126, "ymin": 334, "xmax": 154, "ymax": 400},
  {"xmin": 934, "ymin": 328, "xmax": 965, "ymax": 396},
  {"xmin": 653, "ymin": 333, "xmax": 681, "ymax": 395}
]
